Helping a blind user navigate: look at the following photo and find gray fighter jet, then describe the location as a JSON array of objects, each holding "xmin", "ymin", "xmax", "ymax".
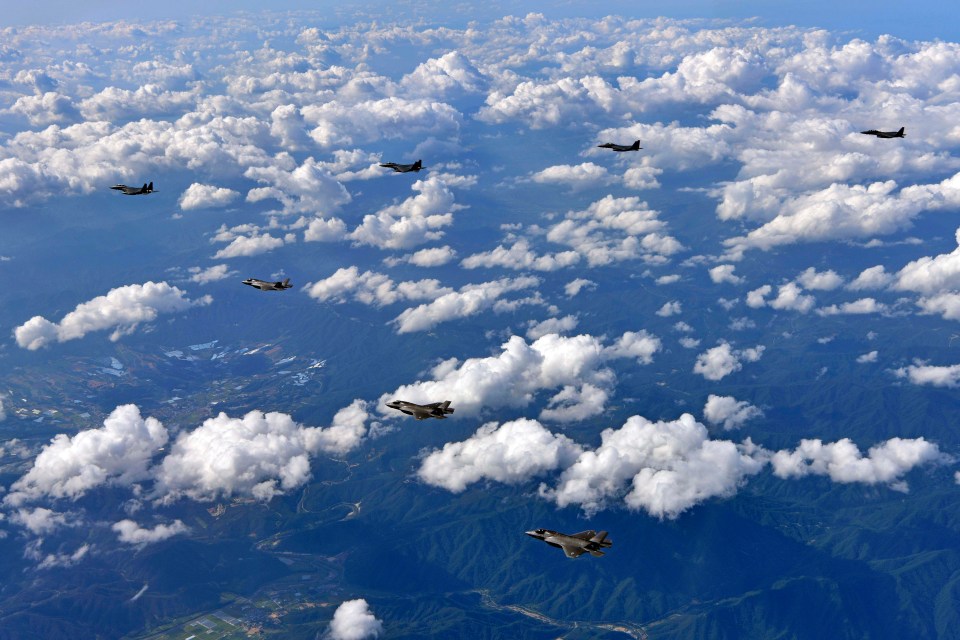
[
  {"xmin": 242, "ymin": 277, "xmax": 292, "ymax": 291},
  {"xmin": 525, "ymin": 528, "xmax": 612, "ymax": 558},
  {"xmin": 861, "ymin": 126, "xmax": 905, "ymax": 138},
  {"xmin": 597, "ymin": 140, "xmax": 641, "ymax": 152},
  {"xmin": 380, "ymin": 159, "xmax": 423, "ymax": 173},
  {"xmin": 110, "ymin": 181, "xmax": 156, "ymax": 195},
  {"xmin": 386, "ymin": 400, "xmax": 454, "ymax": 420}
]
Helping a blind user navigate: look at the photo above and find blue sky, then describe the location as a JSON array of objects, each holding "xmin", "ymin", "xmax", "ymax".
[{"xmin": 3, "ymin": 0, "xmax": 957, "ymax": 43}]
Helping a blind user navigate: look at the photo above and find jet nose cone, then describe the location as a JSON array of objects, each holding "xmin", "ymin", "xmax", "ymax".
[{"xmin": 525, "ymin": 530, "xmax": 541, "ymax": 538}]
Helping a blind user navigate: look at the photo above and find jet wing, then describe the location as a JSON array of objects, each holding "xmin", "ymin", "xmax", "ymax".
[
  {"xmin": 562, "ymin": 545, "xmax": 587, "ymax": 558},
  {"xmin": 570, "ymin": 530, "xmax": 597, "ymax": 540}
]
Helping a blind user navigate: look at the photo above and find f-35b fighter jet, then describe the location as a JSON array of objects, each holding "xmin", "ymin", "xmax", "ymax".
[
  {"xmin": 386, "ymin": 400, "xmax": 454, "ymax": 420},
  {"xmin": 597, "ymin": 140, "xmax": 641, "ymax": 152},
  {"xmin": 525, "ymin": 528, "xmax": 612, "ymax": 558},
  {"xmin": 242, "ymin": 278, "xmax": 292, "ymax": 291},
  {"xmin": 379, "ymin": 159, "xmax": 423, "ymax": 173},
  {"xmin": 110, "ymin": 181, "xmax": 156, "ymax": 195},
  {"xmin": 861, "ymin": 126, "xmax": 905, "ymax": 138}
]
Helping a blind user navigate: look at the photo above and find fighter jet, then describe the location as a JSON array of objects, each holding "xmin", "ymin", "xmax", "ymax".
[
  {"xmin": 385, "ymin": 400, "xmax": 454, "ymax": 420},
  {"xmin": 861, "ymin": 126, "xmax": 905, "ymax": 138},
  {"xmin": 242, "ymin": 278, "xmax": 292, "ymax": 291},
  {"xmin": 110, "ymin": 181, "xmax": 156, "ymax": 195},
  {"xmin": 525, "ymin": 528, "xmax": 612, "ymax": 558},
  {"xmin": 379, "ymin": 159, "xmax": 423, "ymax": 173},
  {"xmin": 597, "ymin": 140, "xmax": 641, "ymax": 152}
]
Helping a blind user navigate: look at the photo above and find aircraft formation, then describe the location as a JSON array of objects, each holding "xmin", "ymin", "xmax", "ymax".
[{"xmin": 106, "ymin": 123, "xmax": 903, "ymax": 560}]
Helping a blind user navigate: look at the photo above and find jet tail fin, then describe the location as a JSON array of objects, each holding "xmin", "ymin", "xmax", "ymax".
[
  {"xmin": 148, "ymin": 181, "xmax": 153, "ymax": 191},
  {"xmin": 283, "ymin": 278, "xmax": 290, "ymax": 287},
  {"xmin": 898, "ymin": 127, "xmax": 905, "ymax": 136},
  {"xmin": 440, "ymin": 400, "xmax": 451, "ymax": 411},
  {"xmin": 142, "ymin": 183, "xmax": 148, "ymax": 191},
  {"xmin": 632, "ymin": 140, "xmax": 641, "ymax": 150},
  {"xmin": 590, "ymin": 531, "xmax": 608, "ymax": 544},
  {"xmin": 414, "ymin": 159, "xmax": 422, "ymax": 170},
  {"xmin": 589, "ymin": 550, "xmax": 605, "ymax": 557}
]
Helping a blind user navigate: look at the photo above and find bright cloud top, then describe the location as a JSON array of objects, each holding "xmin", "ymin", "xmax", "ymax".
[
  {"xmin": 14, "ymin": 282, "xmax": 211, "ymax": 349},
  {"xmin": 328, "ymin": 599, "xmax": 383, "ymax": 640},
  {"xmin": 380, "ymin": 331, "xmax": 661, "ymax": 423}
]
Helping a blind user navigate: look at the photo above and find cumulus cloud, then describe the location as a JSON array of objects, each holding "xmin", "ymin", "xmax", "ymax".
[
  {"xmin": 349, "ymin": 174, "xmax": 472, "ymax": 250},
  {"xmin": 693, "ymin": 342, "xmax": 764, "ymax": 381},
  {"xmin": 11, "ymin": 507, "xmax": 71, "ymax": 535},
  {"xmin": 746, "ymin": 282, "xmax": 815, "ymax": 313},
  {"xmin": 526, "ymin": 315, "xmax": 578, "ymax": 340},
  {"xmin": 245, "ymin": 157, "xmax": 351, "ymax": 216},
  {"xmin": 462, "ymin": 195, "xmax": 680, "ymax": 271},
  {"xmin": 528, "ymin": 162, "xmax": 614, "ymax": 190},
  {"xmin": 703, "ymin": 395, "xmax": 763, "ymax": 430},
  {"xmin": 564, "ymin": 278, "xmax": 596, "ymax": 297},
  {"xmin": 709, "ymin": 264, "xmax": 743, "ymax": 284},
  {"xmin": 656, "ymin": 301, "xmax": 682, "ymax": 317},
  {"xmin": 178, "ymin": 183, "xmax": 239, "ymax": 211},
  {"xmin": 15, "ymin": 282, "xmax": 211, "ymax": 349},
  {"xmin": 155, "ymin": 406, "xmax": 369, "ymax": 503},
  {"xmin": 212, "ymin": 232, "xmax": 287, "ymax": 259},
  {"xmin": 796, "ymin": 267, "xmax": 844, "ymax": 290},
  {"xmin": 390, "ymin": 246, "xmax": 457, "ymax": 267},
  {"xmin": 304, "ymin": 266, "xmax": 452, "ymax": 306},
  {"xmin": 188, "ymin": 264, "xmax": 236, "ymax": 284},
  {"xmin": 771, "ymin": 437, "xmax": 950, "ymax": 489},
  {"xmin": 542, "ymin": 414, "xmax": 766, "ymax": 519},
  {"xmin": 380, "ymin": 331, "xmax": 661, "ymax": 423},
  {"xmin": 893, "ymin": 363, "xmax": 960, "ymax": 388},
  {"xmin": 391, "ymin": 276, "xmax": 541, "ymax": 333},
  {"xmin": 848, "ymin": 265, "xmax": 893, "ymax": 291},
  {"xmin": 328, "ymin": 599, "xmax": 383, "ymax": 640},
  {"xmin": 418, "ymin": 419, "xmax": 583, "ymax": 493},
  {"xmin": 893, "ymin": 227, "xmax": 960, "ymax": 294},
  {"xmin": 5, "ymin": 405, "xmax": 167, "ymax": 506},
  {"xmin": 816, "ymin": 298, "xmax": 886, "ymax": 316},
  {"xmin": 112, "ymin": 519, "xmax": 189, "ymax": 545},
  {"xmin": 857, "ymin": 351, "xmax": 879, "ymax": 363}
]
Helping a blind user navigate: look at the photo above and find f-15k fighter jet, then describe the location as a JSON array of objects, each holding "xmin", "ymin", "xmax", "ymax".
[
  {"xmin": 525, "ymin": 528, "xmax": 612, "ymax": 558},
  {"xmin": 597, "ymin": 140, "xmax": 641, "ymax": 152},
  {"xmin": 242, "ymin": 278, "xmax": 292, "ymax": 291},
  {"xmin": 861, "ymin": 126, "xmax": 905, "ymax": 138},
  {"xmin": 379, "ymin": 159, "xmax": 423, "ymax": 173},
  {"xmin": 385, "ymin": 400, "xmax": 454, "ymax": 420},
  {"xmin": 110, "ymin": 181, "xmax": 156, "ymax": 195}
]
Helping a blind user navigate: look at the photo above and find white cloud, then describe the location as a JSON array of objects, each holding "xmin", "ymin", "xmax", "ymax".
[
  {"xmin": 304, "ymin": 267, "xmax": 452, "ymax": 307},
  {"xmin": 15, "ymin": 282, "xmax": 211, "ymax": 349},
  {"xmin": 304, "ymin": 217, "xmax": 348, "ymax": 242},
  {"xmin": 380, "ymin": 331, "xmax": 660, "ymax": 423},
  {"xmin": 848, "ymin": 265, "xmax": 893, "ymax": 291},
  {"xmin": 526, "ymin": 315, "xmax": 578, "ymax": 340},
  {"xmin": 916, "ymin": 292, "xmax": 960, "ymax": 320},
  {"xmin": 893, "ymin": 227, "xmax": 960, "ymax": 294},
  {"xmin": 796, "ymin": 267, "xmax": 844, "ymax": 291},
  {"xmin": 857, "ymin": 351, "xmax": 879, "ymax": 363},
  {"xmin": 391, "ymin": 276, "xmax": 541, "ymax": 333},
  {"xmin": 178, "ymin": 183, "xmax": 239, "ymax": 211},
  {"xmin": 349, "ymin": 175, "xmax": 472, "ymax": 250},
  {"xmin": 189, "ymin": 264, "xmax": 236, "ymax": 285},
  {"xmin": 245, "ymin": 157, "xmax": 352, "ymax": 216},
  {"xmin": 5, "ymin": 405, "xmax": 167, "ymax": 506},
  {"xmin": 418, "ymin": 419, "xmax": 583, "ymax": 493},
  {"xmin": 679, "ymin": 336, "xmax": 701, "ymax": 349},
  {"xmin": 11, "ymin": 507, "xmax": 70, "ymax": 535},
  {"xmin": 703, "ymin": 395, "xmax": 763, "ymax": 430},
  {"xmin": 693, "ymin": 343, "xmax": 764, "ymax": 381},
  {"xmin": 771, "ymin": 437, "xmax": 949, "ymax": 488},
  {"xmin": 112, "ymin": 519, "xmax": 189, "ymax": 545},
  {"xmin": 155, "ymin": 406, "xmax": 369, "ymax": 503},
  {"xmin": 399, "ymin": 246, "xmax": 457, "ymax": 267},
  {"xmin": 656, "ymin": 301, "xmax": 682, "ymax": 317},
  {"xmin": 302, "ymin": 96, "xmax": 460, "ymax": 148},
  {"xmin": 816, "ymin": 298, "xmax": 886, "ymax": 316},
  {"xmin": 528, "ymin": 162, "xmax": 613, "ymax": 190},
  {"xmin": 35, "ymin": 543, "xmax": 91, "ymax": 570},
  {"xmin": 655, "ymin": 274, "xmax": 680, "ymax": 285},
  {"xmin": 746, "ymin": 282, "xmax": 815, "ymax": 313},
  {"xmin": 542, "ymin": 413, "xmax": 766, "ymax": 519},
  {"xmin": 212, "ymin": 232, "xmax": 287, "ymax": 259},
  {"xmin": 564, "ymin": 278, "xmax": 596, "ymax": 297},
  {"xmin": 709, "ymin": 264, "xmax": 743, "ymax": 285},
  {"xmin": 893, "ymin": 363, "xmax": 960, "ymax": 388},
  {"xmin": 328, "ymin": 599, "xmax": 383, "ymax": 640}
]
